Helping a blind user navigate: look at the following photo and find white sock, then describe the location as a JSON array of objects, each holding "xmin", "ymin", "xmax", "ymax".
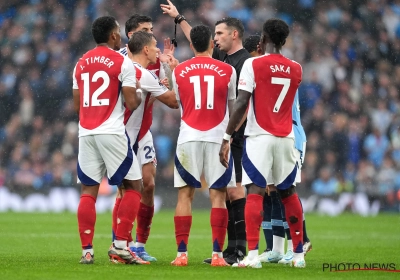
[
  {"xmin": 212, "ymin": 251, "xmax": 223, "ymax": 258},
  {"xmin": 114, "ymin": 240, "xmax": 127, "ymax": 249},
  {"xmin": 177, "ymin": 251, "xmax": 187, "ymax": 257},
  {"xmin": 82, "ymin": 248, "xmax": 93, "ymax": 256},
  {"xmin": 272, "ymin": 235, "xmax": 285, "ymax": 254},
  {"xmin": 293, "ymin": 252, "xmax": 304, "ymax": 261},
  {"xmin": 247, "ymin": 250, "xmax": 258, "ymax": 260},
  {"xmin": 136, "ymin": 242, "xmax": 145, "ymax": 248},
  {"xmin": 287, "ymin": 239, "xmax": 293, "ymax": 252},
  {"xmin": 128, "ymin": 241, "xmax": 136, "ymax": 248}
]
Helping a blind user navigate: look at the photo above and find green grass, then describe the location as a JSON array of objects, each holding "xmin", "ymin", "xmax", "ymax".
[{"xmin": 0, "ymin": 211, "xmax": 399, "ymax": 280}]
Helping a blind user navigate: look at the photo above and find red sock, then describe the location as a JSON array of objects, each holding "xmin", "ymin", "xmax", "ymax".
[
  {"xmin": 210, "ymin": 208, "xmax": 228, "ymax": 252},
  {"xmin": 281, "ymin": 193, "xmax": 304, "ymax": 253},
  {"xmin": 136, "ymin": 203, "xmax": 154, "ymax": 244},
  {"xmin": 112, "ymin": 198, "xmax": 121, "ymax": 240},
  {"xmin": 245, "ymin": 194, "xmax": 263, "ymax": 251},
  {"xmin": 115, "ymin": 190, "xmax": 141, "ymax": 242},
  {"xmin": 77, "ymin": 194, "xmax": 96, "ymax": 249},
  {"xmin": 174, "ymin": 216, "xmax": 192, "ymax": 252}
]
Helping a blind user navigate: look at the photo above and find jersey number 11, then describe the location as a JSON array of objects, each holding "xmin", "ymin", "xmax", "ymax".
[{"xmin": 190, "ymin": 75, "xmax": 214, "ymax": 110}]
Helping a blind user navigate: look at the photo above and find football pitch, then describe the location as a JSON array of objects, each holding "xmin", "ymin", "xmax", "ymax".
[{"xmin": 0, "ymin": 211, "xmax": 399, "ymax": 280}]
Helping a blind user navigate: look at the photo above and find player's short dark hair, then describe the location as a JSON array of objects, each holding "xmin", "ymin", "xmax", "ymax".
[
  {"xmin": 92, "ymin": 16, "xmax": 118, "ymax": 44},
  {"xmin": 262, "ymin": 18, "xmax": 289, "ymax": 47},
  {"xmin": 125, "ymin": 14, "xmax": 152, "ymax": 38},
  {"xmin": 244, "ymin": 35, "xmax": 260, "ymax": 53},
  {"xmin": 215, "ymin": 17, "xmax": 245, "ymax": 39},
  {"xmin": 128, "ymin": 31, "xmax": 155, "ymax": 55},
  {"xmin": 190, "ymin": 25, "xmax": 212, "ymax": 53}
]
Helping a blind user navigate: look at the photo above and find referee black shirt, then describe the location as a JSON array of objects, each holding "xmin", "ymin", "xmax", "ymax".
[{"xmin": 212, "ymin": 47, "xmax": 251, "ymax": 147}]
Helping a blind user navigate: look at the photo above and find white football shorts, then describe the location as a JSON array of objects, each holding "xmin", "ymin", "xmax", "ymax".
[
  {"xmin": 77, "ymin": 134, "xmax": 141, "ymax": 186},
  {"xmin": 242, "ymin": 134, "xmax": 298, "ymax": 190},
  {"xmin": 174, "ymin": 141, "xmax": 236, "ymax": 188},
  {"xmin": 267, "ymin": 140, "xmax": 304, "ymax": 185},
  {"xmin": 137, "ymin": 131, "xmax": 157, "ymax": 167}
]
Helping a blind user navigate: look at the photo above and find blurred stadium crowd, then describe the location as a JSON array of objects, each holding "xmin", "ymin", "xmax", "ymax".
[{"xmin": 1, "ymin": 0, "xmax": 400, "ymax": 211}]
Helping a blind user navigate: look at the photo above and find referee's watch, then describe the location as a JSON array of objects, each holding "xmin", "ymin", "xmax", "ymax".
[{"xmin": 174, "ymin": 14, "xmax": 186, "ymax": 24}]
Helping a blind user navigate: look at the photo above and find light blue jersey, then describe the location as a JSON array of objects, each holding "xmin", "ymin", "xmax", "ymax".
[{"xmin": 293, "ymin": 90, "xmax": 306, "ymax": 153}]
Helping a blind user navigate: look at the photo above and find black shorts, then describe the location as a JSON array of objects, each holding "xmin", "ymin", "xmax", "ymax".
[{"xmin": 231, "ymin": 136, "xmax": 244, "ymax": 183}]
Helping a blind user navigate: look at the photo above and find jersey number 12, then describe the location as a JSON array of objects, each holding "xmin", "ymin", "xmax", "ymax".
[{"xmin": 81, "ymin": 71, "xmax": 110, "ymax": 107}]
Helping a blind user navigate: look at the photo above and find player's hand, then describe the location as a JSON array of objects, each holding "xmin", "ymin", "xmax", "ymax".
[
  {"xmin": 160, "ymin": 77, "xmax": 169, "ymax": 88},
  {"xmin": 160, "ymin": 0, "xmax": 179, "ymax": 18},
  {"xmin": 159, "ymin": 52, "xmax": 170, "ymax": 63},
  {"xmin": 219, "ymin": 140, "xmax": 230, "ymax": 168},
  {"xmin": 159, "ymin": 53, "xmax": 179, "ymax": 71},
  {"xmin": 167, "ymin": 55, "xmax": 179, "ymax": 70},
  {"xmin": 163, "ymin": 38, "xmax": 175, "ymax": 56}
]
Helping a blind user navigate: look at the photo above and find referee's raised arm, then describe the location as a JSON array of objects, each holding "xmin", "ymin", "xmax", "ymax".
[{"xmin": 160, "ymin": 0, "xmax": 192, "ymax": 42}]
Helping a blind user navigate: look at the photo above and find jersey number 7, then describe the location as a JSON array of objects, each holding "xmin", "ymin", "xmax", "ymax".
[{"xmin": 271, "ymin": 77, "xmax": 290, "ymax": 113}]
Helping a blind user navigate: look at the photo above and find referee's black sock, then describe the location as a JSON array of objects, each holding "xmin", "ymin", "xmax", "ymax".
[
  {"xmin": 262, "ymin": 194, "xmax": 273, "ymax": 251},
  {"xmin": 271, "ymin": 191, "xmax": 285, "ymax": 253},
  {"xmin": 225, "ymin": 200, "xmax": 236, "ymax": 254},
  {"xmin": 231, "ymin": 197, "xmax": 246, "ymax": 255}
]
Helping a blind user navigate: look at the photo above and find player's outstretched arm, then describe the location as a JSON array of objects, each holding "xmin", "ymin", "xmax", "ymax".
[
  {"xmin": 160, "ymin": 0, "xmax": 192, "ymax": 42},
  {"xmin": 219, "ymin": 90, "xmax": 251, "ymax": 168},
  {"xmin": 159, "ymin": 54, "xmax": 179, "ymax": 90},
  {"xmin": 156, "ymin": 90, "xmax": 178, "ymax": 109},
  {"xmin": 123, "ymin": 86, "xmax": 142, "ymax": 111},
  {"xmin": 227, "ymin": 90, "xmax": 251, "ymax": 133}
]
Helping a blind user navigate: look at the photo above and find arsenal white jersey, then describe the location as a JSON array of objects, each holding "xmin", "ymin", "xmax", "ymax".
[
  {"xmin": 124, "ymin": 62, "xmax": 168, "ymax": 142},
  {"xmin": 120, "ymin": 47, "xmax": 165, "ymax": 141},
  {"xmin": 72, "ymin": 46, "xmax": 137, "ymax": 137}
]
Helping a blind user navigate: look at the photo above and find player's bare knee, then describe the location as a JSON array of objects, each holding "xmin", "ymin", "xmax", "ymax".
[
  {"xmin": 143, "ymin": 180, "xmax": 155, "ymax": 193},
  {"xmin": 123, "ymin": 179, "xmax": 143, "ymax": 193},
  {"xmin": 227, "ymin": 185, "xmax": 245, "ymax": 200},
  {"xmin": 210, "ymin": 188, "xmax": 227, "ymax": 207},
  {"xmin": 81, "ymin": 185, "xmax": 99, "ymax": 198},
  {"xmin": 116, "ymin": 186, "xmax": 124, "ymax": 198},
  {"xmin": 268, "ymin": 184, "xmax": 277, "ymax": 192},
  {"xmin": 178, "ymin": 186, "xmax": 195, "ymax": 201},
  {"xmin": 246, "ymin": 184, "xmax": 265, "ymax": 196},
  {"xmin": 278, "ymin": 185, "xmax": 296, "ymax": 199},
  {"xmin": 141, "ymin": 185, "xmax": 155, "ymax": 205}
]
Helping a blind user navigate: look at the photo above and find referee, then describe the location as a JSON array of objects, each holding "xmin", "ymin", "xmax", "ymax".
[{"xmin": 161, "ymin": 0, "xmax": 251, "ymax": 265}]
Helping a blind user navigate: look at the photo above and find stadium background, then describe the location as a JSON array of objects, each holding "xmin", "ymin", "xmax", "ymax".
[{"xmin": 0, "ymin": 0, "xmax": 400, "ymax": 214}]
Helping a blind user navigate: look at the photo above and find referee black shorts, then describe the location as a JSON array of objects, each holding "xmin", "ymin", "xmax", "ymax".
[{"xmin": 230, "ymin": 136, "xmax": 244, "ymax": 183}]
